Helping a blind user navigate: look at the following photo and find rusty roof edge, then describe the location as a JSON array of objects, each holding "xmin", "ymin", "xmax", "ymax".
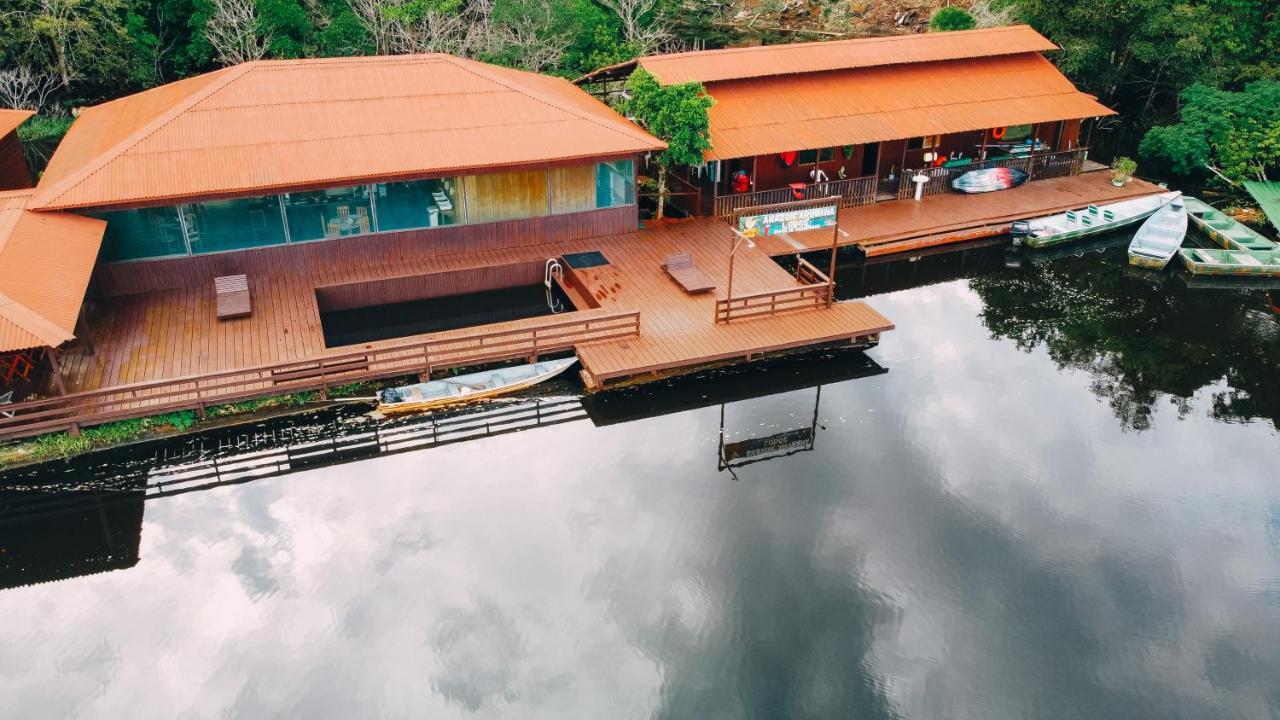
[
  {"xmin": 29, "ymin": 64, "xmax": 255, "ymax": 211},
  {"xmin": 573, "ymin": 59, "xmax": 640, "ymax": 85},
  {"xmin": 0, "ymin": 289, "xmax": 75, "ymax": 349}
]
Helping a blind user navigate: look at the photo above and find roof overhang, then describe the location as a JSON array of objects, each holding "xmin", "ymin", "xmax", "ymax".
[
  {"xmin": 0, "ymin": 192, "xmax": 105, "ymax": 352},
  {"xmin": 0, "ymin": 109, "xmax": 34, "ymax": 138}
]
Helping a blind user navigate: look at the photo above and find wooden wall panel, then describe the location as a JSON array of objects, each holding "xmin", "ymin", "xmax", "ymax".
[
  {"xmin": 315, "ymin": 260, "xmax": 545, "ymax": 312},
  {"xmin": 551, "ymin": 164, "xmax": 596, "ymax": 214},
  {"xmin": 464, "ymin": 170, "xmax": 549, "ymax": 223},
  {"xmin": 0, "ymin": 131, "xmax": 33, "ymax": 191},
  {"xmin": 94, "ymin": 205, "xmax": 637, "ymax": 297}
]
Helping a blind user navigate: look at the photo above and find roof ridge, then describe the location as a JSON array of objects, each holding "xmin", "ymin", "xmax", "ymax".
[
  {"xmin": 0, "ymin": 288, "xmax": 73, "ymax": 347},
  {"xmin": 30, "ymin": 64, "xmax": 255, "ymax": 210},
  {"xmin": 646, "ymin": 25, "xmax": 1042, "ymax": 62},
  {"xmin": 442, "ymin": 56, "xmax": 660, "ymax": 147}
]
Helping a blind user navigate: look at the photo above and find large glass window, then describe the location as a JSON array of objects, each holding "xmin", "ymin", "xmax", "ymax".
[
  {"xmin": 595, "ymin": 160, "xmax": 635, "ymax": 208},
  {"xmin": 96, "ymin": 206, "xmax": 187, "ymax": 261},
  {"xmin": 283, "ymin": 185, "xmax": 375, "ymax": 243},
  {"xmin": 181, "ymin": 196, "xmax": 288, "ymax": 254},
  {"xmin": 373, "ymin": 178, "xmax": 458, "ymax": 231}
]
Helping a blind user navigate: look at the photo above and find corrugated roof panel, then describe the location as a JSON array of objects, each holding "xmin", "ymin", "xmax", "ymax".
[
  {"xmin": 0, "ymin": 199, "xmax": 105, "ymax": 352},
  {"xmin": 0, "ymin": 109, "xmax": 34, "ymax": 137},
  {"xmin": 31, "ymin": 54, "xmax": 663, "ymax": 211},
  {"xmin": 701, "ymin": 53, "xmax": 1114, "ymax": 160},
  {"xmin": 637, "ymin": 25, "xmax": 1058, "ymax": 85}
]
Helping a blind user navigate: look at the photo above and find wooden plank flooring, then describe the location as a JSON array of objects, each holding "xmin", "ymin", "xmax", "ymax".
[
  {"xmin": 754, "ymin": 172, "xmax": 1166, "ymax": 258},
  {"xmin": 60, "ymin": 215, "xmax": 893, "ymax": 395}
]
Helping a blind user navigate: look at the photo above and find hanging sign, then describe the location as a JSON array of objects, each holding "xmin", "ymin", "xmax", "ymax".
[{"xmin": 737, "ymin": 203, "xmax": 837, "ymax": 238}]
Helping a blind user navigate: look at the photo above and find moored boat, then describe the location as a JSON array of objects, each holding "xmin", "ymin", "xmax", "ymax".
[
  {"xmin": 376, "ymin": 356, "xmax": 578, "ymax": 416},
  {"xmin": 951, "ymin": 167, "xmax": 1028, "ymax": 194},
  {"xmin": 1178, "ymin": 247, "xmax": 1280, "ymax": 277},
  {"xmin": 1015, "ymin": 191, "xmax": 1180, "ymax": 249},
  {"xmin": 1127, "ymin": 194, "xmax": 1187, "ymax": 270},
  {"xmin": 1182, "ymin": 196, "xmax": 1277, "ymax": 252}
]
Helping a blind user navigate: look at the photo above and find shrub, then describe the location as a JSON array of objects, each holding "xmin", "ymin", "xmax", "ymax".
[{"xmin": 930, "ymin": 7, "xmax": 977, "ymax": 31}]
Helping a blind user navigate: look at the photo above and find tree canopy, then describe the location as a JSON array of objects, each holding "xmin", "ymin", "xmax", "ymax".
[
  {"xmin": 1139, "ymin": 81, "xmax": 1280, "ymax": 186},
  {"xmin": 620, "ymin": 68, "xmax": 713, "ymax": 217},
  {"xmin": 929, "ymin": 7, "xmax": 976, "ymax": 32}
]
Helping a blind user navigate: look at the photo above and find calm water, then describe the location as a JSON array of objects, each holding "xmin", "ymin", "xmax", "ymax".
[{"xmin": 2, "ymin": 240, "xmax": 1279, "ymax": 719}]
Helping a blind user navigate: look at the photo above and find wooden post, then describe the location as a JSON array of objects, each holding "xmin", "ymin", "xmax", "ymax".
[
  {"xmin": 826, "ymin": 200, "xmax": 839, "ymax": 307},
  {"xmin": 44, "ymin": 346, "xmax": 67, "ymax": 395}
]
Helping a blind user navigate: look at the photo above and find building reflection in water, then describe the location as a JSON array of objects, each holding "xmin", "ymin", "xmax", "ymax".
[{"xmin": 0, "ymin": 348, "xmax": 888, "ymax": 592}]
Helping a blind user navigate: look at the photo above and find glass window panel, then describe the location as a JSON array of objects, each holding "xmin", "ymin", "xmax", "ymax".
[
  {"xmin": 818, "ymin": 148, "xmax": 835, "ymax": 161},
  {"xmin": 94, "ymin": 206, "xmax": 187, "ymax": 262},
  {"xmin": 182, "ymin": 196, "xmax": 288, "ymax": 254},
  {"xmin": 797, "ymin": 149, "xmax": 818, "ymax": 164},
  {"xmin": 373, "ymin": 178, "xmax": 459, "ymax": 231},
  {"xmin": 594, "ymin": 160, "xmax": 635, "ymax": 209},
  {"xmin": 283, "ymin": 185, "xmax": 374, "ymax": 243}
]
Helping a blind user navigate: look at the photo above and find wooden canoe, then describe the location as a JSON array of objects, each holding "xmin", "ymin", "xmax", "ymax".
[
  {"xmin": 376, "ymin": 357, "xmax": 578, "ymax": 416},
  {"xmin": 1018, "ymin": 192, "xmax": 1180, "ymax": 249},
  {"xmin": 1127, "ymin": 194, "xmax": 1187, "ymax": 270},
  {"xmin": 1178, "ymin": 247, "xmax": 1280, "ymax": 277}
]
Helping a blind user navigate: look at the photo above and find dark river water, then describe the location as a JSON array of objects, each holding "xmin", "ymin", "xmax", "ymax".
[{"xmin": 2, "ymin": 239, "xmax": 1279, "ymax": 719}]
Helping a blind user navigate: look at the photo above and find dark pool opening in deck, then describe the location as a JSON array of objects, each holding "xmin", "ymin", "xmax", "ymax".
[{"xmin": 318, "ymin": 282, "xmax": 576, "ymax": 347}]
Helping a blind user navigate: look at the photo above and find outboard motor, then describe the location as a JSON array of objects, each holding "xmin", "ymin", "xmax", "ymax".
[{"xmin": 1009, "ymin": 219, "xmax": 1035, "ymax": 237}]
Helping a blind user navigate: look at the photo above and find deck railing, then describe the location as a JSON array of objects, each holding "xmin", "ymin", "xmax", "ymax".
[
  {"xmin": 715, "ymin": 282, "xmax": 831, "ymax": 324},
  {"xmin": 0, "ymin": 309, "xmax": 641, "ymax": 441},
  {"xmin": 896, "ymin": 148, "xmax": 1088, "ymax": 200},
  {"xmin": 715, "ymin": 174, "xmax": 876, "ymax": 218},
  {"xmin": 640, "ymin": 172, "xmax": 702, "ymax": 217}
]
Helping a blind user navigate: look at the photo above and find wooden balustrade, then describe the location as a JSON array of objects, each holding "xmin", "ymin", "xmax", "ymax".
[
  {"xmin": 794, "ymin": 256, "xmax": 831, "ymax": 287},
  {"xmin": 897, "ymin": 148, "xmax": 1088, "ymax": 200},
  {"xmin": 715, "ymin": 174, "xmax": 876, "ymax": 218},
  {"xmin": 0, "ymin": 310, "xmax": 641, "ymax": 441},
  {"xmin": 715, "ymin": 283, "xmax": 831, "ymax": 324}
]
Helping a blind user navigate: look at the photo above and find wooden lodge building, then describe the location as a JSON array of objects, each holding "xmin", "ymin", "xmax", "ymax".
[{"xmin": 577, "ymin": 25, "xmax": 1119, "ymax": 220}]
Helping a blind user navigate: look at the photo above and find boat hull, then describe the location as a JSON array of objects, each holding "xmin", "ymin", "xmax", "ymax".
[
  {"xmin": 377, "ymin": 357, "xmax": 578, "ymax": 416},
  {"xmin": 1023, "ymin": 192, "xmax": 1180, "ymax": 249},
  {"xmin": 1178, "ymin": 248, "xmax": 1280, "ymax": 276},
  {"xmin": 1127, "ymin": 253, "xmax": 1173, "ymax": 270}
]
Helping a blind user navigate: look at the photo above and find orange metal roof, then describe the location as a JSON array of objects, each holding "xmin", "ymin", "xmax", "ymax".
[
  {"xmin": 32, "ymin": 54, "xmax": 664, "ymax": 211},
  {"xmin": 702, "ymin": 53, "xmax": 1114, "ymax": 160},
  {"xmin": 0, "ymin": 109, "xmax": 35, "ymax": 137},
  {"xmin": 588, "ymin": 25, "xmax": 1059, "ymax": 86},
  {"xmin": 0, "ymin": 190, "xmax": 105, "ymax": 351}
]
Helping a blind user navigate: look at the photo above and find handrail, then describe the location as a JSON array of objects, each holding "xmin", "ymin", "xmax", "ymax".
[
  {"xmin": 715, "ymin": 282, "xmax": 830, "ymax": 324},
  {"xmin": 715, "ymin": 174, "xmax": 876, "ymax": 218},
  {"xmin": 897, "ymin": 147, "xmax": 1088, "ymax": 200},
  {"xmin": 0, "ymin": 309, "xmax": 641, "ymax": 440}
]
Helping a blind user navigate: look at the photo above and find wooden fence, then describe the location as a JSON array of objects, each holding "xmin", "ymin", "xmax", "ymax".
[
  {"xmin": 896, "ymin": 148, "xmax": 1088, "ymax": 200},
  {"xmin": 714, "ymin": 174, "xmax": 876, "ymax": 218},
  {"xmin": 715, "ymin": 283, "xmax": 831, "ymax": 324},
  {"xmin": 0, "ymin": 310, "xmax": 640, "ymax": 441}
]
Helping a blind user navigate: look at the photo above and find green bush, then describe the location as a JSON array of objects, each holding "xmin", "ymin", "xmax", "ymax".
[
  {"xmin": 16, "ymin": 115, "xmax": 75, "ymax": 144},
  {"xmin": 930, "ymin": 6, "xmax": 977, "ymax": 31}
]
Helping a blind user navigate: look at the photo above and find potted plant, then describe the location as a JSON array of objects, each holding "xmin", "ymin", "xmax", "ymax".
[{"xmin": 1111, "ymin": 156, "xmax": 1137, "ymax": 186}]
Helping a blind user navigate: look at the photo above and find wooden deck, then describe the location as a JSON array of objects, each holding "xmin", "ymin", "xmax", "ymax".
[
  {"xmin": 753, "ymin": 171, "xmax": 1166, "ymax": 258},
  {"xmin": 58, "ymin": 216, "xmax": 892, "ymax": 403}
]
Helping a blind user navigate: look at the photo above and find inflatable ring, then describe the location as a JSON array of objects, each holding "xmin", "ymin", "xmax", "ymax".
[{"xmin": 991, "ymin": 126, "xmax": 1007, "ymax": 140}]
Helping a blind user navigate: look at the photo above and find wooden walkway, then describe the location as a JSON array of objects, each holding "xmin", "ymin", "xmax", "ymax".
[
  {"xmin": 753, "ymin": 171, "xmax": 1166, "ymax": 258},
  {"xmin": 59, "ymin": 217, "xmax": 892, "ymax": 402}
]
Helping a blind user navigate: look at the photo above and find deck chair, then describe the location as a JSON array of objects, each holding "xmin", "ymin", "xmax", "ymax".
[{"xmin": 663, "ymin": 252, "xmax": 716, "ymax": 293}]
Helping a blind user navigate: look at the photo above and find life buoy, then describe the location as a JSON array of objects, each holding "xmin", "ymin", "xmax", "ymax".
[{"xmin": 991, "ymin": 126, "xmax": 1007, "ymax": 140}]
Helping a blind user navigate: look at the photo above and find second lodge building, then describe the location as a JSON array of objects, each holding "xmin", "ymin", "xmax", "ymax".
[{"xmin": 577, "ymin": 25, "xmax": 1116, "ymax": 217}]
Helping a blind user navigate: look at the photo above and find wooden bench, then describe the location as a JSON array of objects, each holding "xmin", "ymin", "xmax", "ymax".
[
  {"xmin": 663, "ymin": 252, "xmax": 716, "ymax": 293},
  {"xmin": 215, "ymin": 274, "xmax": 251, "ymax": 319}
]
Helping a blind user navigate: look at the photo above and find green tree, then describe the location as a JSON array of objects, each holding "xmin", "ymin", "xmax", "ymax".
[
  {"xmin": 1139, "ymin": 81, "xmax": 1280, "ymax": 186},
  {"xmin": 621, "ymin": 68, "xmax": 713, "ymax": 219},
  {"xmin": 929, "ymin": 6, "xmax": 976, "ymax": 32}
]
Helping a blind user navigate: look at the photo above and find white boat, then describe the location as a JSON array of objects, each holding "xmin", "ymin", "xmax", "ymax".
[
  {"xmin": 376, "ymin": 356, "xmax": 578, "ymax": 416},
  {"xmin": 1127, "ymin": 193, "xmax": 1187, "ymax": 269},
  {"xmin": 1014, "ymin": 191, "xmax": 1181, "ymax": 249}
]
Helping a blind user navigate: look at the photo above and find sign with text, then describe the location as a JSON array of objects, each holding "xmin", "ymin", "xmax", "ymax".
[{"xmin": 737, "ymin": 203, "xmax": 837, "ymax": 238}]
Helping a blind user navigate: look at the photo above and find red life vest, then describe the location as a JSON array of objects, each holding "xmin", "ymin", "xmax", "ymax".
[{"xmin": 731, "ymin": 172, "xmax": 751, "ymax": 193}]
